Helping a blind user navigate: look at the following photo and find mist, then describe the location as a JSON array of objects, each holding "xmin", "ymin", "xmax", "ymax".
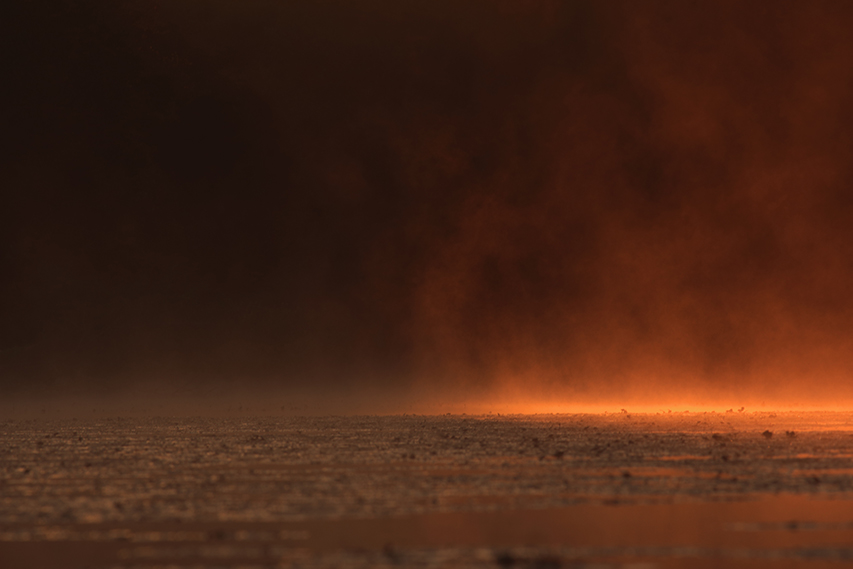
[{"xmin": 4, "ymin": 0, "xmax": 853, "ymax": 413}]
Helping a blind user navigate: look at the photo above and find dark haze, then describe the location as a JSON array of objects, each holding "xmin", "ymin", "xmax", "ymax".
[{"xmin": 4, "ymin": 0, "xmax": 853, "ymax": 410}]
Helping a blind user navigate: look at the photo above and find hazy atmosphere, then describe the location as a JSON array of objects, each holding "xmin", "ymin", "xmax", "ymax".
[
  {"xmin": 8, "ymin": 6, "xmax": 853, "ymax": 568},
  {"xmin": 5, "ymin": 0, "xmax": 853, "ymax": 412}
]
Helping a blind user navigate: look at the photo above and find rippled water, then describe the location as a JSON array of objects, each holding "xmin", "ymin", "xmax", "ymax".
[{"xmin": 3, "ymin": 412, "xmax": 853, "ymax": 567}]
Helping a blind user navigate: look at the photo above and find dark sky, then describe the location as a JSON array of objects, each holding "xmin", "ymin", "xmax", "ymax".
[{"xmin": 4, "ymin": 0, "xmax": 853, "ymax": 408}]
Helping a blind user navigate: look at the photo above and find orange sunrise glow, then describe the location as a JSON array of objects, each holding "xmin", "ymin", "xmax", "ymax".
[{"xmin": 6, "ymin": 1, "xmax": 853, "ymax": 567}]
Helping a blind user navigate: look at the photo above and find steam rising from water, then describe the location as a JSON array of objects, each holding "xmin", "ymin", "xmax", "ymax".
[{"xmin": 5, "ymin": 1, "xmax": 853, "ymax": 412}]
